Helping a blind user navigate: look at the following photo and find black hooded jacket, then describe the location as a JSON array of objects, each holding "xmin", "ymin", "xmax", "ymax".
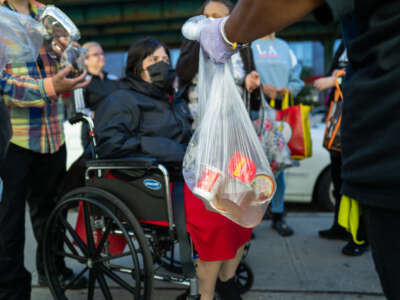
[{"xmin": 94, "ymin": 76, "xmax": 192, "ymax": 162}]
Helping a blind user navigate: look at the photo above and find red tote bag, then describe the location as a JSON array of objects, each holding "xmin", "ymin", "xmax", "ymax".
[{"xmin": 272, "ymin": 93, "xmax": 312, "ymax": 160}]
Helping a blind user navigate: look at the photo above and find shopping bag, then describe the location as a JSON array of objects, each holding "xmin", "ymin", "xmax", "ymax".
[
  {"xmin": 182, "ymin": 16, "xmax": 276, "ymax": 228},
  {"xmin": 253, "ymin": 89, "xmax": 294, "ymax": 176},
  {"xmin": 0, "ymin": 6, "xmax": 44, "ymax": 64},
  {"xmin": 323, "ymin": 69, "xmax": 345, "ymax": 151},
  {"xmin": 272, "ymin": 93, "xmax": 312, "ymax": 160}
]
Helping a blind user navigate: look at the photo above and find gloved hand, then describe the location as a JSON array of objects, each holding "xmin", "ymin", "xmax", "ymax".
[{"xmin": 199, "ymin": 17, "xmax": 235, "ymax": 64}]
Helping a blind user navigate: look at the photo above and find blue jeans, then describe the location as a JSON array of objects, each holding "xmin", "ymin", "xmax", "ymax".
[{"xmin": 270, "ymin": 172, "xmax": 285, "ymax": 214}]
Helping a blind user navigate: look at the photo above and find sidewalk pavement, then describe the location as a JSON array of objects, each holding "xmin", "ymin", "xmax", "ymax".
[{"xmin": 27, "ymin": 212, "xmax": 385, "ymax": 300}]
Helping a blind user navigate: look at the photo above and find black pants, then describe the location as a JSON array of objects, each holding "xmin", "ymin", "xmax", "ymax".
[
  {"xmin": 330, "ymin": 150, "xmax": 342, "ymax": 227},
  {"xmin": 330, "ymin": 151, "xmax": 367, "ymax": 243},
  {"xmin": 0, "ymin": 143, "xmax": 66, "ymax": 300},
  {"xmin": 363, "ymin": 205, "xmax": 400, "ymax": 300}
]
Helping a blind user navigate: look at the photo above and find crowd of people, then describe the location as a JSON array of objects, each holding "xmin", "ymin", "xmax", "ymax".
[{"xmin": 0, "ymin": 0, "xmax": 399, "ymax": 300}]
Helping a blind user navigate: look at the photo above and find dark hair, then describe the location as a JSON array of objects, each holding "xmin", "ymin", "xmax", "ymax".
[
  {"xmin": 125, "ymin": 37, "xmax": 170, "ymax": 77},
  {"xmin": 198, "ymin": 0, "xmax": 234, "ymax": 15}
]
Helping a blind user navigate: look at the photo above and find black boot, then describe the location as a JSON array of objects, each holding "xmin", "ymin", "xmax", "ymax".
[
  {"xmin": 342, "ymin": 240, "xmax": 369, "ymax": 256},
  {"xmin": 215, "ymin": 278, "xmax": 242, "ymax": 300},
  {"xmin": 319, "ymin": 225, "xmax": 350, "ymax": 240},
  {"xmin": 271, "ymin": 213, "xmax": 294, "ymax": 237}
]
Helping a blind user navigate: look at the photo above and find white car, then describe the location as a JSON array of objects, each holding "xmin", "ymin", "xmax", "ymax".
[{"xmin": 284, "ymin": 108, "xmax": 335, "ymax": 210}]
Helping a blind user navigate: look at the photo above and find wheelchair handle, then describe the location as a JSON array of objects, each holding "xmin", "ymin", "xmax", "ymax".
[
  {"xmin": 68, "ymin": 113, "xmax": 97, "ymax": 159},
  {"xmin": 69, "ymin": 112, "xmax": 86, "ymax": 125},
  {"xmin": 69, "ymin": 113, "xmax": 95, "ymax": 132}
]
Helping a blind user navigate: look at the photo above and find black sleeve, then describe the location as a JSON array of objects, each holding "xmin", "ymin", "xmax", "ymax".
[
  {"xmin": 239, "ymin": 46, "xmax": 255, "ymax": 75},
  {"xmin": 85, "ymin": 79, "xmax": 120, "ymax": 111},
  {"xmin": 94, "ymin": 90, "xmax": 142, "ymax": 158},
  {"xmin": 240, "ymin": 45, "xmax": 262, "ymax": 112},
  {"xmin": 140, "ymin": 136, "xmax": 186, "ymax": 162},
  {"xmin": 327, "ymin": 41, "xmax": 345, "ymax": 76},
  {"xmin": 176, "ymin": 39, "xmax": 200, "ymax": 88},
  {"xmin": 314, "ymin": 0, "xmax": 355, "ymax": 24}
]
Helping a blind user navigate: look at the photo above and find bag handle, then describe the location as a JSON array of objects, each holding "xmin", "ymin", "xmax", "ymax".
[
  {"xmin": 270, "ymin": 98, "xmax": 276, "ymax": 108},
  {"xmin": 270, "ymin": 91, "xmax": 293, "ymax": 110},
  {"xmin": 334, "ymin": 69, "xmax": 346, "ymax": 103},
  {"xmin": 281, "ymin": 91, "xmax": 294, "ymax": 110},
  {"xmin": 256, "ymin": 86, "xmax": 266, "ymax": 136}
]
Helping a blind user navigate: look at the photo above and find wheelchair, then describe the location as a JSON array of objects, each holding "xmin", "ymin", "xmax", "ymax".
[{"xmin": 42, "ymin": 114, "xmax": 254, "ymax": 300}]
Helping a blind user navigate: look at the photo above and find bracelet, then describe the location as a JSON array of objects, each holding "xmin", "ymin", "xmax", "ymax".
[{"xmin": 220, "ymin": 18, "xmax": 249, "ymax": 50}]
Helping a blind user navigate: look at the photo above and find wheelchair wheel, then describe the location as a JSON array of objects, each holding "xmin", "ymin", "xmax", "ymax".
[
  {"xmin": 43, "ymin": 186, "xmax": 153, "ymax": 300},
  {"xmin": 234, "ymin": 262, "xmax": 254, "ymax": 294},
  {"xmin": 242, "ymin": 241, "xmax": 251, "ymax": 259}
]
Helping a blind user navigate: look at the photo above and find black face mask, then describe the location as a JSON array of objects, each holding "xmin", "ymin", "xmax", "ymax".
[{"xmin": 146, "ymin": 61, "xmax": 176, "ymax": 91}]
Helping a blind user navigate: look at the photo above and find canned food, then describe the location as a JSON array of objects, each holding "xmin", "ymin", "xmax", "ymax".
[
  {"xmin": 210, "ymin": 196, "xmax": 229, "ymax": 213},
  {"xmin": 211, "ymin": 178, "xmax": 255, "ymax": 215},
  {"xmin": 228, "ymin": 152, "xmax": 257, "ymax": 183},
  {"xmin": 251, "ymin": 173, "xmax": 276, "ymax": 204},
  {"xmin": 193, "ymin": 166, "xmax": 223, "ymax": 202}
]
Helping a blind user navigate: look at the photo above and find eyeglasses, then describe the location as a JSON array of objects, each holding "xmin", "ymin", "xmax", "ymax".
[{"xmin": 87, "ymin": 52, "xmax": 104, "ymax": 58}]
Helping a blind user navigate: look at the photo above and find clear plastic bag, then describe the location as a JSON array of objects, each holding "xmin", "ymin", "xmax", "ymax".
[
  {"xmin": 0, "ymin": 5, "xmax": 86, "ymax": 76},
  {"xmin": 40, "ymin": 5, "xmax": 86, "ymax": 77},
  {"xmin": 182, "ymin": 16, "xmax": 276, "ymax": 228},
  {"xmin": 0, "ymin": 6, "xmax": 45, "ymax": 64},
  {"xmin": 60, "ymin": 44, "xmax": 87, "ymax": 78}
]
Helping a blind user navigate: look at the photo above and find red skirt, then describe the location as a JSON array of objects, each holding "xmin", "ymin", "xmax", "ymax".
[
  {"xmin": 75, "ymin": 182, "xmax": 252, "ymax": 260},
  {"xmin": 184, "ymin": 184, "xmax": 252, "ymax": 261}
]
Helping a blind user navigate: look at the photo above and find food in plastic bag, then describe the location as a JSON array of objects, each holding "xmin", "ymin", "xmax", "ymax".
[
  {"xmin": 60, "ymin": 43, "xmax": 87, "ymax": 78},
  {"xmin": 0, "ymin": 42, "xmax": 8, "ymax": 71},
  {"xmin": 0, "ymin": 5, "xmax": 86, "ymax": 77},
  {"xmin": 40, "ymin": 5, "xmax": 86, "ymax": 77},
  {"xmin": 0, "ymin": 6, "xmax": 45, "ymax": 64},
  {"xmin": 182, "ymin": 16, "xmax": 276, "ymax": 228},
  {"xmin": 40, "ymin": 6, "xmax": 80, "ymax": 43}
]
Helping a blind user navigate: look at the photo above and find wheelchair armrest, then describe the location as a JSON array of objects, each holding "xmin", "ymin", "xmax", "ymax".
[{"xmin": 86, "ymin": 157, "xmax": 158, "ymax": 169}]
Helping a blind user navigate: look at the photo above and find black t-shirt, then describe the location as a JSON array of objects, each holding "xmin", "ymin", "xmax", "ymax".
[{"xmin": 316, "ymin": 0, "xmax": 400, "ymax": 209}]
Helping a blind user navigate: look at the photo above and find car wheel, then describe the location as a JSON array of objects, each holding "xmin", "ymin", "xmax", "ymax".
[{"xmin": 316, "ymin": 168, "xmax": 336, "ymax": 211}]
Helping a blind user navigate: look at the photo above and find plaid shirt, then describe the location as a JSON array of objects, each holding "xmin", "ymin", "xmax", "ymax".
[{"xmin": 0, "ymin": 0, "xmax": 65, "ymax": 154}]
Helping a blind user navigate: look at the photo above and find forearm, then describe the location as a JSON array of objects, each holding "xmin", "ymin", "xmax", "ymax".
[
  {"xmin": 225, "ymin": 0, "xmax": 325, "ymax": 43},
  {"xmin": 0, "ymin": 73, "xmax": 57, "ymax": 107}
]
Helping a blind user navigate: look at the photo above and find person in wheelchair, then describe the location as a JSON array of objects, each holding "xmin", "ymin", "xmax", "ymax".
[
  {"xmin": 94, "ymin": 38, "xmax": 251, "ymax": 300},
  {"xmin": 94, "ymin": 38, "xmax": 190, "ymax": 163}
]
